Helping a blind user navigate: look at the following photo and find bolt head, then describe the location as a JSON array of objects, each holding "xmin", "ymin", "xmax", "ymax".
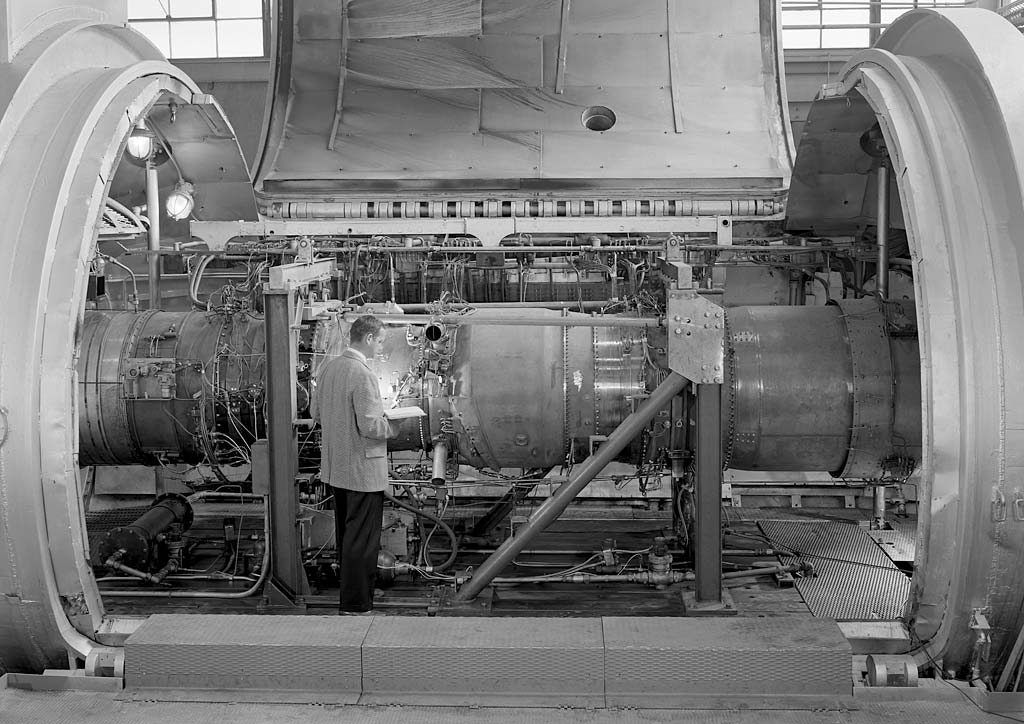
[{"xmin": 674, "ymin": 328, "xmax": 683, "ymax": 335}]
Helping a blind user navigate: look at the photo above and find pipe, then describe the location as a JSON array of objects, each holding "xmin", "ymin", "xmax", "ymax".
[
  {"xmin": 721, "ymin": 563, "xmax": 801, "ymax": 580},
  {"xmin": 146, "ymin": 162, "xmax": 161, "ymax": 309},
  {"xmin": 105, "ymin": 557, "xmax": 178, "ymax": 585},
  {"xmin": 490, "ymin": 571, "xmax": 692, "ymax": 585},
  {"xmin": 398, "ymin": 301, "xmax": 611, "ymax": 312},
  {"xmin": 327, "ymin": 245, "xmax": 665, "ymax": 254},
  {"xmin": 872, "ymin": 163, "xmax": 890, "ymax": 531},
  {"xmin": 431, "ymin": 441, "xmax": 448, "ymax": 486},
  {"xmin": 366, "ymin": 313, "xmax": 662, "ymax": 328},
  {"xmin": 188, "ymin": 254, "xmax": 215, "ymax": 309},
  {"xmin": 877, "ymin": 160, "xmax": 890, "ymax": 301},
  {"xmin": 384, "ymin": 489, "xmax": 458, "ymax": 572},
  {"xmin": 454, "ymin": 371, "xmax": 688, "ymax": 601}
]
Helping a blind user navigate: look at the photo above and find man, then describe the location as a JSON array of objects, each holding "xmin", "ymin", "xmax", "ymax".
[{"xmin": 312, "ymin": 315, "xmax": 396, "ymax": 614}]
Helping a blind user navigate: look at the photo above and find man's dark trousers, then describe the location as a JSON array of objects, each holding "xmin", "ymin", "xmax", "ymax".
[{"xmin": 333, "ymin": 487, "xmax": 384, "ymax": 612}]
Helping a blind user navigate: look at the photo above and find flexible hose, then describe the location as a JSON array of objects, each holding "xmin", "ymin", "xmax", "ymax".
[
  {"xmin": 188, "ymin": 253, "xmax": 215, "ymax": 309},
  {"xmin": 384, "ymin": 489, "xmax": 458, "ymax": 572}
]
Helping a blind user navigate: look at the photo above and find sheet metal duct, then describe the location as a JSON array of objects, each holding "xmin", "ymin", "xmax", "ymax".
[{"xmin": 253, "ymin": 0, "xmax": 793, "ymax": 214}]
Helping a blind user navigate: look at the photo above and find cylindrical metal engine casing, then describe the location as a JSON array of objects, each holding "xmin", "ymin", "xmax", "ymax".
[
  {"xmin": 726, "ymin": 301, "xmax": 921, "ymax": 476},
  {"xmin": 376, "ymin": 311, "xmax": 650, "ymax": 470},
  {"xmin": 80, "ymin": 304, "xmax": 920, "ymax": 478},
  {"xmin": 78, "ymin": 311, "xmax": 265, "ymax": 466},
  {"xmin": 726, "ymin": 305, "xmax": 855, "ymax": 471}
]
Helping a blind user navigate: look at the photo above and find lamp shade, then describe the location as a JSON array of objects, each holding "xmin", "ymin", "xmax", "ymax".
[{"xmin": 165, "ymin": 181, "xmax": 195, "ymax": 220}]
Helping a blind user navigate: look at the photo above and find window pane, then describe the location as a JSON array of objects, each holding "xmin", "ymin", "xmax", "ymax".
[
  {"xmin": 170, "ymin": 20, "xmax": 217, "ymax": 57},
  {"xmin": 130, "ymin": 21, "xmax": 171, "ymax": 56},
  {"xmin": 170, "ymin": 0, "xmax": 212, "ymax": 17},
  {"xmin": 821, "ymin": 8, "xmax": 868, "ymax": 27},
  {"xmin": 783, "ymin": 28, "xmax": 821, "ymax": 49},
  {"xmin": 783, "ymin": 9, "xmax": 822, "ymax": 28},
  {"xmin": 216, "ymin": 0, "xmax": 262, "ymax": 19},
  {"xmin": 217, "ymin": 19, "xmax": 264, "ymax": 56},
  {"xmin": 822, "ymin": 27, "xmax": 870, "ymax": 48},
  {"xmin": 128, "ymin": 0, "xmax": 170, "ymax": 19}
]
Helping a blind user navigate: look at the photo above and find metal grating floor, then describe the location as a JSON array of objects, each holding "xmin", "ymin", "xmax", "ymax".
[
  {"xmin": 758, "ymin": 520, "xmax": 911, "ymax": 620},
  {"xmin": 867, "ymin": 521, "xmax": 917, "ymax": 564}
]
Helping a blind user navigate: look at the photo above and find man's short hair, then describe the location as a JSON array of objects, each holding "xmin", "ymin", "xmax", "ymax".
[{"xmin": 350, "ymin": 315, "xmax": 383, "ymax": 344}]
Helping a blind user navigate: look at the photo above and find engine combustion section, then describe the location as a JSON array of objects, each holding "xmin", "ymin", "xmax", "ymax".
[{"xmin": 77, "ymin": 302, "xmax": 919, "ymax": 480}]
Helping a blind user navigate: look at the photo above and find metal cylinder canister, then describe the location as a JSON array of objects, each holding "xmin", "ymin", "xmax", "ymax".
[
  {"xmin": 94, "ymin": 492, "xmax": 194, "ymax": 570},
  {"xmin": 78, "ymin": 311, "xmax": 265, "ymax": 466},
  {"xmin": 725, "ymin": 299, "xmax": 921, "ymax": 477}
]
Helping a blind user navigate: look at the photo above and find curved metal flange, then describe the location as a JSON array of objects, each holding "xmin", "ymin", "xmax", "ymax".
[
  {"xmin": 833, "ymin": 298, "xmax": 894, "ymax": 479},
  {"xmin": 789, "ymin": 8, "xmax": 1024, "ymax": 676},
  {"xmin": 0, "ymin": 22, "xmax": 253, "ymax": 672}
]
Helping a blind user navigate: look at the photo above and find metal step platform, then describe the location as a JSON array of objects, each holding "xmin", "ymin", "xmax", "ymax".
[
  {"xmin": 758, "ymin": 520, "xmax": 912, "ymax": 620},
  {"xmin": 123, "ymin": 614, "xmax": 852, "ymax": 707}
]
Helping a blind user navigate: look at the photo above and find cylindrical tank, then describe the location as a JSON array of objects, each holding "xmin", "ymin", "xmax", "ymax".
[
  {"xmin": 726, "ymin": 305, "xmax": 854, "ymax": 471},
  {"xmin": 726, "ymin": 300, "xmax": 920, "ymax": 476},
  {"xmin": 95, "ymin": 493, "xmax": 194, "ymax": 570},
  {"xmin": 78, "ymin": 311, "xmax": 265, "ymax": 466}
]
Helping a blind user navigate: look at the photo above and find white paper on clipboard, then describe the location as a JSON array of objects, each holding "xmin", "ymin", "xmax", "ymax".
[{"xmin": 384, "ymin": 406, "xmax": 427, "ymax": 420}]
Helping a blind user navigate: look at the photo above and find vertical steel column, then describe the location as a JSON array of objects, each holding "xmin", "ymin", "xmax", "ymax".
[
  {"xmin": 877, "ymin": 161, "xmax": 890, "ymax": 301},
  {"xmin": 695, "ymin": 383, "xmax": 722, "ymax": 603},
  {"xmin": 145, "ymin": 163, "xmax": 161, "ymax": 309},
  {"xmin": 869, "ymin": 1, "xmax": 882, "ymax": 46},
  {"xmin": 873, "ymin": 160, "xmax": 890, "ymax": 531},
  {"xmin": 454, "ymin": 372, "xmax": 688, "ymax": 602},
  {"xmin": 264, "ymin": 290, "xmax": 307, "ymax": 602}
]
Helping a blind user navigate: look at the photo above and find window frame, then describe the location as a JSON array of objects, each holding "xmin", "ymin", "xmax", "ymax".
[{"xmin": 127, "ymin": 0, "xmax": 272, "ymax": 61}]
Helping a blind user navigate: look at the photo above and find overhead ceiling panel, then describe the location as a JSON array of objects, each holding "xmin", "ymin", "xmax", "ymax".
[{"xmin": 255, "ymin": 0, "xmax": 793, "ymax": 203}]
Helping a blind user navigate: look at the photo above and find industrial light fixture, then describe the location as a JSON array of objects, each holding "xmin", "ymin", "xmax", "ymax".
[
  {"xmin": 124, "ymin": 119, "xmax": 169, "ymax": 168},
  {"xmin": 165, "ymin": 181, "xmax": 195, "ymax": 220}
]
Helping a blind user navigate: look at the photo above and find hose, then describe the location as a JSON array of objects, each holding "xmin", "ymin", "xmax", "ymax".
[
  {"xmin": 188, "ymin": 253, "xmax": 215, "ymax": 309},
  {"xmin": 384, "ymin": 489, "xmax": 458, "ymax": 572}
]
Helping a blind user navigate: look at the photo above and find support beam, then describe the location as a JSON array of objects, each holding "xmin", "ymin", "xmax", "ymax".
[
  {"xmin": 695, "ymin": 383, "xmax": 722, "ymax": 604},
  {"xmin": 555, "ymin": 0, "xmax": 571, "ymax": 94},
  {"xmin": 468, "ymin": 483, "xmax": 539, "ymax": 538},
  {"xmin": 264, "ymin": 290, "xmax": 308, "ymax": 604},
  {"xmin": 876, "ymin": 160, "xmax": 889, "ymax": 301},
  {"xmin": 145, "ymin": 163, "xmax": 161, "ymax": 308},
  {"xmin": 667, "ymin": 1, "xmax": 684, "ymax": 133},
  {"xmin": 327, "ymin": 0, "xmax": 350, "ymax": 151},
  {"xmin": 454, "ymin": 372, "xmax": 688, "ymax": 602}
]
